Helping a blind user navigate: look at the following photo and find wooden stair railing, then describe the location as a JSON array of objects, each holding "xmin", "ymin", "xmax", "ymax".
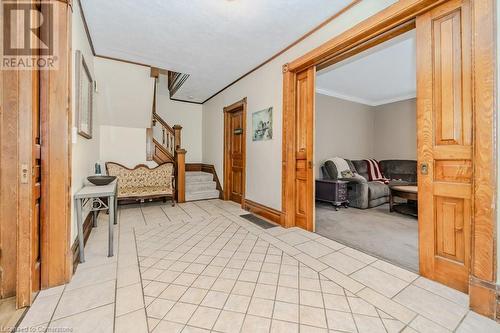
[{"xmin": 146, "ymin": 75, "xmax": 186, "ymax": 202}]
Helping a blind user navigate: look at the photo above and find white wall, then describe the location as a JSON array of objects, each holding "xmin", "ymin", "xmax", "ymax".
[
  {"xmin": 71, "ymin": 0, "xmax": 99, "ymax": 241},
  {"xmin": 373, "ymin": 99, "xmax": 416, "ymax": 160},
  {"xmin": 202, "ymin": 1, "xmax": 396, "ymax": 211},
  {"xmin": 314, "ymin": 94, "xmax": 375, "ymax": 176},
  {"xmin": 315, "ymin": 95, "xmax": 416, "ymax": 176},
  {"xmin": 99, "ymin": 125, "xmax": 156, "ymax": 168},
  {"xmin": 156, "ymin": 76, "xmax": 203, "ymax": 163},
  {"xmin": 94, "ymin": 58, "xmax": 154, "ymax": 128},
  {"xmin": 93, "ymin": 58, "xmax": 155, "ymax": 168}
]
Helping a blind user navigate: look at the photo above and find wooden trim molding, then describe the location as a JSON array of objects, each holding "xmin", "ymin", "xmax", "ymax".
[
  {"xmin": 176, "ymin": 149, "xmax": 186, "ymax": 203},
  {"xmin": 223, "ymin": 98, "xmax": 247, "ymax": 206},
  {"xmin": 468, "ymin": 0, "xmax": 497, "ymax": 317},
  {"xmin": 170, "ymin": 98, "xmax": 203, "ymax": 105},
  {"xmin": 71, "ymin": 212, "xmax": 94, "ymax": 272},
  {"xmin": 76, "ymin": 0, "xmax": 95, "ymax": 55},
  {"xmin": 287, "ymin": 0, "xmax": 447, "ymax": 71},
  {"xmin": 281, "ymin": 0, "xmax": 497, "ymax": 319},
  {"xmin": 39, "ymin": 0, "xmax": 73, "ymax": 295},
  {"xmin": 316, "ymin": 19, "xmax": 416, "ymax": 71},
  {"xmin": 243, "ymin": 199, "xmax": 282, "ymax": 226},
  {"xmin": 186, "ymin": 164, "xmax": 223, "ymax": 199}
]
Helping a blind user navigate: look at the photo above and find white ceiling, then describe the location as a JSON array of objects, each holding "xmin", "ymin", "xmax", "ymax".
[
  {"xmin": 316, "ymin": 29, "xmax": 416, "ymax": 106},
  {"xmin": 80, "ymin": 0, "xmax": 353, "ymax": 103}
]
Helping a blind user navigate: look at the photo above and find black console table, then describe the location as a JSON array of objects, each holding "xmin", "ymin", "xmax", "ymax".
[{"xmin": 315, "ymin": 179, "xmax": 349, "ymax": 210}]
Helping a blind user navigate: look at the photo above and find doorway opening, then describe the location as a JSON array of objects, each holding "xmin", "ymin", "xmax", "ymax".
[
  {"xmin": 223, "ymin": 98, "xmax": 247, "ymax": 206},
  {"xmin": 314, "ymin": 29, "xmax": 419, "ymax": 272},
  {"xmin": 281, "ymin": 0, "xmax": 497, "ymax": 305}
]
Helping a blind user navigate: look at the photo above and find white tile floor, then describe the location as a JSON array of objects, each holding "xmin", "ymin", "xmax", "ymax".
[{"xmin": 17, "ymin": 199, "xmax": 500, "ymax": 333}]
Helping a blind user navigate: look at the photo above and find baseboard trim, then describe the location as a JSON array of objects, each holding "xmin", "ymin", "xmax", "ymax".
[
  {"xmin": 243, "ymin": 199, "xmax": 282, "ymax": 226},
  {"xmin": 469, "ymin": 275, "xmax": 498, "ymax": 320},
  {"xmin": 71, "ymin": 212, "xmax": 94, "ymax": 273},
  {"xmin": 186, "ymin": 163, "xmax": 223, "ymax": 199}
]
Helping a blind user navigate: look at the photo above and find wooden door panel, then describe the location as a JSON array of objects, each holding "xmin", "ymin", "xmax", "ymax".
[
  {"xmin": 232, "ymin": 169, "xmax": 242, "ymax": 193},
  {"xmin": 435, "ymin": 196, "xmax": 466, "ymax": 261},
  {"xmin": 417, "ymin": 0, "xmax": 471, "ymax": 292},
  {"xmin": 294, "ymin": 68, "xmax": 315, "ymax": 232},
  {"xmin": 433, "ymin": 10, "xmax": 465, "ymax": 145},
  {"xmin": 434, "ymin": 160, "xmax": 472, "ymax": 182}
]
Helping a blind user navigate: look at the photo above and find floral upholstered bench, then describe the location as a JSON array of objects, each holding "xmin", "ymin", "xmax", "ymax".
[{"xmin": 105, "ymin": 162, "xmax": 175, "ymax": 205}]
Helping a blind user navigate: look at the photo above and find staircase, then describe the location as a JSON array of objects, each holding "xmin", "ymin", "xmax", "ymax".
[
  {"xmin": 186, "ymin": 172, "xmax": 220, "ymax": 201},
  {"xmin": 146, "ymin": 73, "xmax": 187, "ymax": 202},
  {"xmin": 146, "ymin": 72, "xmax": 221, "ymax": 203}
]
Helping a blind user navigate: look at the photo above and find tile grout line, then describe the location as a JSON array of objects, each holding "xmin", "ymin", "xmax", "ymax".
[
  {"xmin": 144, "ymin": 217, "xmax": 241, "ymax": 327},
  {"xmin": 106, "ymin": 201, "xmax": 481, "ymax": 333},
  {"xmin": 180, "ymin": 222, "xmax": 256, "ymax": 330},
  {"xmin": 158, "ymin": 202, "xmax": 400, "ymax": 331},
  {"xmin": 112, "ymin": 208, "xmax": 121, "ymax": 333}
]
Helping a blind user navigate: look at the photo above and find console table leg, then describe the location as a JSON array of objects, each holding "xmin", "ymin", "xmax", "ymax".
[
  {"xmin": 108, "ymin": 195, "xmax": 115, "ymax": 257},
  {"xmin": 114, "ymin": 195, "xmax": 118, "ymax": 225},
  {"xmin": 92, "ymin": 210, "xmax": 98, "ymax": 227},
  {"xmin": 76, "ymin": 198, "xmax": 85, "ymax": 263}
]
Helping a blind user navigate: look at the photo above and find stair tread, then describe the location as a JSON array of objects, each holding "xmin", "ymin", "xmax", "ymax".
[
  {"xmin": 186, "ymin": 171, "xmax": 213, "ymax": 176},
  {"xmin": 186, "ymin": 188, "xmax": 219, "ymax": 194},
  {"xmin": 186, "ymin": 180, "xmax": 216, "ymax": 185}
]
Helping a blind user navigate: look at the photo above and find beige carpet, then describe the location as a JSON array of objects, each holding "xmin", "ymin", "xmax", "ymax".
[{"xmin": 315, "ymin": 202, "xmax": 419, "ymax": 272}]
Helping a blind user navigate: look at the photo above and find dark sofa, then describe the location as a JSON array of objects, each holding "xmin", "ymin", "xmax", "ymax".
[{"xmin": 322, "ymin": 159, "xmax": 417, "ymax": 209}]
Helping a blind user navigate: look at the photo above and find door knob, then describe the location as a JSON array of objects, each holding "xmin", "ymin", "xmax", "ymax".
[{"xmin": 420, "ymin": 162, "xmax": 428, "ymax": 175}]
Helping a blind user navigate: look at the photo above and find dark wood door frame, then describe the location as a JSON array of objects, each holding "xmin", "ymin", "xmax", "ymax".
[
  {"xmin": 282, "ymin": 0, "xmax": 497, "ymax": 319},
  {"xmin": 223, "ymin": 98, "xmax": 247, "ymax": 206}
]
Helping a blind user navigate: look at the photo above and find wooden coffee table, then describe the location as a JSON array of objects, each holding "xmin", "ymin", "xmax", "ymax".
[{"xmin": 389, "ymin": 185, "xmax": 418, "ymax": 213}]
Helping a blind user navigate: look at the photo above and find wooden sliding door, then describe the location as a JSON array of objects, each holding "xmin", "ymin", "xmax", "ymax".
[
  {"xmin": 416, "ymin": 0, "xmax": 472, "ymax": 292},
  {"xmin": 294, "ymin": 68, "xmax": 315, "ymax": 231}
]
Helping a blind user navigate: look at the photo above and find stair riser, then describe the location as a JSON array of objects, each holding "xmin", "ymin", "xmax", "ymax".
[
  {"xmin": 186, "ymin": 190, "xmax": 220, "ymax": 201},
  {"xmin": 186, "ymin": 183, "xmax": 216, "ymax": 192},
  {"xmin": 186, "ymin": 175, "xmax": 214, "ymax": 183}
]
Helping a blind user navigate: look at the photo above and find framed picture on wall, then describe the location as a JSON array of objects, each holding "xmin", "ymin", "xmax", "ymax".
[
  {"xmin": 75, "ymin": 50, "xmax": 94, "ymax": 139},
  {"xmin": 252, "ymin": 107, "xmax": 273, "ymax": 141}
]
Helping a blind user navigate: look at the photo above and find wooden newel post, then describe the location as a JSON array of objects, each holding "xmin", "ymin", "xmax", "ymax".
[
  {"xmin": 176, "ymin": 149, "xmax": 186, "ymax": 203},
  {"xmin": 173, "ymin": 125, "xmax": 182, "ymax": 150}
]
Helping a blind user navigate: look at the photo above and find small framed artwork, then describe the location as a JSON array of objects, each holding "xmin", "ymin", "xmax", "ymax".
[
  {"xmin": 252, "ymin": 107, "xmax": 273, "ymax": 141},
  {"xmin": 75, "ymin": 50, "xmax": 94, "ymax": 139}
]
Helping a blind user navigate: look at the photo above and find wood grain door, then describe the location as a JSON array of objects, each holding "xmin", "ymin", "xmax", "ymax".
[
  {"xmin": 32, "ymin": 67, "xmax": 41, "ymax": 293},
  {"xmin": 226, "ymin": 107, "xmax": 245, "ymax": 204},
  {"xmin": 416, "ymin": 0, "xmax": 472, "ymax": 292},
  {"xmin": 295, "ymin": 68, "xmax": 315, "ymax": 231}
]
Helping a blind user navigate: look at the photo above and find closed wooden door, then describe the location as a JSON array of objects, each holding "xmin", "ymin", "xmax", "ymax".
[
  {"xmin": 416, "ymin": 0, "xmax": 472, "ymax": 292},
  {"xmin": 224, "ymin": 101, "xmax": 246, "ymax": 205},
  {"xmin": 32, "ymin": 67, "xmax": 41, "ymax": 293},
  {"xmin": 295, "ymin": 68, "xmax": 315, "ymax": 231}
]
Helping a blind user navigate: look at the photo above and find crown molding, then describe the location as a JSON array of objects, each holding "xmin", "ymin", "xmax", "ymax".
[{"xmin": 315, "ymin": 88, "xmax": 416, "ymax": 106}]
